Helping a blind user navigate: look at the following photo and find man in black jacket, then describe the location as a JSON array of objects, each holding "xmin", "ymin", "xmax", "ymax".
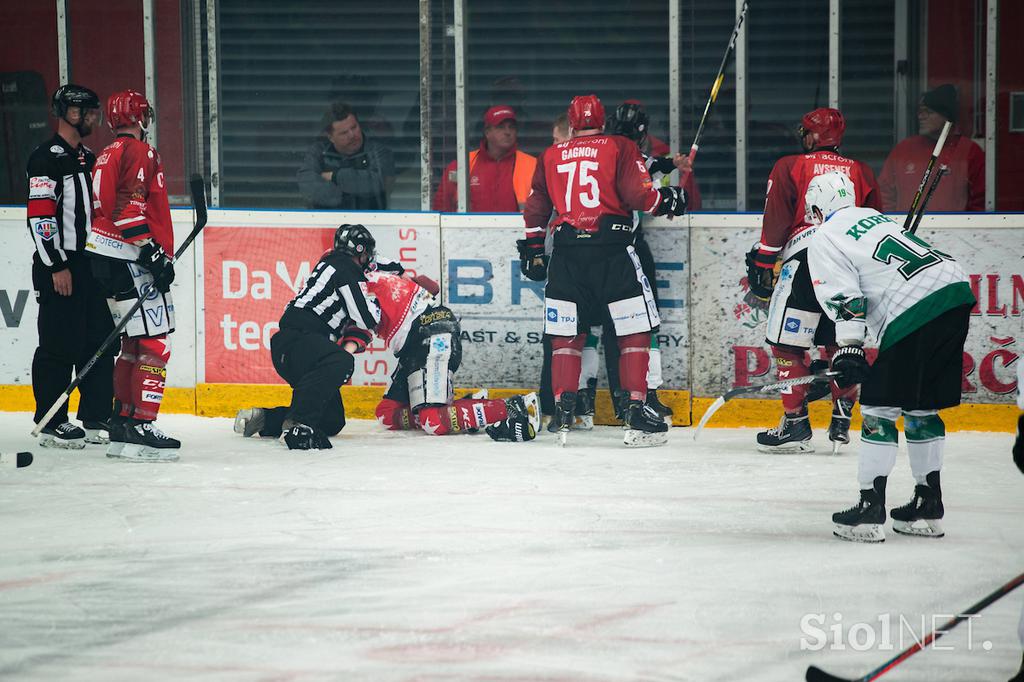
[{"xmin": 297, "ymin": 101, "xmax": 395, "ymax": 210}]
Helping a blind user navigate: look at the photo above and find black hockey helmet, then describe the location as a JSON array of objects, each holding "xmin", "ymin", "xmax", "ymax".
[
  {"xmin": 333, "ymin": 223, "xmax": 376, "ymax": 264},
  {"xmin": 610, "ymin": 101, "xmax": 649, "ymax": 146},
  {"xmin": 52, "ymin": 84, "xmax": 101, "ymax": 119}
]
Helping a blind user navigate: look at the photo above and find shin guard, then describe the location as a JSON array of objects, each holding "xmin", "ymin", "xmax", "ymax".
[
  {"xmin": 375, "ymin": 398, "xmax": 415, "ymax": 431},
  {"xmin": 129, "ymin": 335, "xmax": 170, "ymax": 421},
  {"xmin": 113, "ymin": 337, "xmax": 138, "ymax": 418},
  {"xmin": 773, "ymin": 346, "xmax": 810, "ymax": 414},
  {"xmin": 618, "ymin": 332, "xmax": 650, "ymax": 401}
]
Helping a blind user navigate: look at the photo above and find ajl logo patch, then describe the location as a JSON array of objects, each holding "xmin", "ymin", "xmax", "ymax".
[
  {"xmin": 431, "ymin": 335, "xmax": 449, "ymax": 353},
  {"xmin": 34, "ymin": 219, "xmax": 57, "ymax": 240},
  {"xmin": 546, "ymin": 307, "xmax": 558, "ymax": 322},
  {"xmin": 784, "ymin": 317, "xmax": 801, "ymax": 333}
]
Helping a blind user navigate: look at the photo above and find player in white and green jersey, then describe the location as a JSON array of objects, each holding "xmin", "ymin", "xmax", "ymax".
[{"xmin": 804, "ymin": 171, "xmax": 975, "ymax": 543}]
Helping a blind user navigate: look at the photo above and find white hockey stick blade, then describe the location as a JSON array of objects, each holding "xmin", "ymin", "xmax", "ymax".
[
  {"xmin": 693, "ymin": 396, "xmax": 725, "ymax": 441},
  {"xmin": 1, "ymin": 451, "xmax": 34, "ymax": 468}
]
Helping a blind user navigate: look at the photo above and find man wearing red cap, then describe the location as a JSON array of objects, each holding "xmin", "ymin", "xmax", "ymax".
[
  {"xmin": 746, "ymin": 107, "xmax": 881, "ymax": 454},
  {"xmin": 433, "ymin": 106, "xmax": 537, "ymax": 212},
  {"xmin": 879, "ymin": 84, "xmax": 985, "ymax": 212}
]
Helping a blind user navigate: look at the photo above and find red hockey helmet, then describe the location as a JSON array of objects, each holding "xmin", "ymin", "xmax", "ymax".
[
  {"xmin": 106, "ymin": 90, "xmax": 153, "ymax": 130},
  {"xmin": 799, "ymin": 107, "xmax": 845, "ymax": 148},
  {"xmin": 567, "ymin": 94, "xmax": 605, "ymax": 131}
]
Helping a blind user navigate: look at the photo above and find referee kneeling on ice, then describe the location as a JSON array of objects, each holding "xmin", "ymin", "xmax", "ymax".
[{"xmin": 804, "ymin": 171, "xmax": 975, "ymax": 543}]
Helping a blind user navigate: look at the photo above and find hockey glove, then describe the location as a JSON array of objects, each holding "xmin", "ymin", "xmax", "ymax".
[
  {"xmin": 411, "ymin": 274, "xmax": 440, "ymax": 296},
  {"xmin": 517, "ymin": 236, "xmax": 548, "ymax": 281},
  {"xmin": 830, "ymin": 345, "xmax": 869, "ymax": 389},
  {"xmin": 744, "ymin": 247, "xmax": 777, "ymax": 302},
  {"xmin": 805, "ymin": 359, "xmax": 833, "ymax": 403},
  {"xmin": 652, "ymin": 186, "xmax": 687, "ymax": 217},
  {"xmin": 137, "ymin": 240, "xmax": 175, "ymax": 293},
  {"xmin": 341, "ymin": 325, "xmax": 373, "ymax": 353},
  {"xmin": 647, "ymin": 156, "xmax": 677, "ymax": 176}
]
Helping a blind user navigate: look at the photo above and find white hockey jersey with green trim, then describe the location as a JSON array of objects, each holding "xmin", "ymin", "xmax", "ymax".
[{"xmin": 806, "ymin": 206, "xmax": 975, "ymax": 351}]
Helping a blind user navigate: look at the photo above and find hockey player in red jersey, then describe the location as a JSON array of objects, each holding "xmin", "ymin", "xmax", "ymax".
[
  {"xmin": 519, "ymin": 94, "xmax": 687, "ymax": 447},
  {"xmin": 745, "ymin": 107, "xmax": 881, "ymax": 454},
  {"xmin": 86, "ymin": 90, "xmax": 180, "ymax": 461},
  {"xmin": 233, "ymin": 225, "xmax": 539, "ymax": 448}
]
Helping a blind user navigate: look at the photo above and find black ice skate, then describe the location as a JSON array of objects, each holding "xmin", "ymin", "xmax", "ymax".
[
  {"xmin": 82, "ymin": 419, "xmax": 112, "ymax": 445},
  {"xmin": 645, "ymin": 389, "xmax": 673, "ymax": 424},
  {"xmin": 832, "ymin": 476, "xmax": 887, "ymax": 543},
  {"xmin": 486, "ymin": 394, "xmax": 538, "ymax": 443},
  {"xmin": 574, "ymin": 384, "xmax": 596, "ymax": 430},
  {"xmin": 554, "ymin": 392, "xmax": 577, "ymax": 446},
  {"xmin": 38, "ymin": 421, "xmax": 86, "ymax": 450},
  {"xmin": 612, "ymin": 389, "xmax": 630, "ymax": 428},
  {"xmin": 282, "ymin": 423, "xmax": 332, "ymax": 451},
  {"xmin": 890, "ymin": 471, "xmax": 945, "ymax": 538},
  {"xmin": 624, "ymin": 399, "xmax": 669, "ymax": 448},
  {"xmin": 234, "ymin": 407, "xmax": 266, "ymax": 438},
  {"xmin": 756, "ymin": 409, "xmax": 813, "ymax": 453},
  {"xmin": 108, "ymin": 420, "xmax": 181, "ymax": 462},
  {"xmin": 828, "ymin": 397, "xmax": 855, "ymax": 455}
]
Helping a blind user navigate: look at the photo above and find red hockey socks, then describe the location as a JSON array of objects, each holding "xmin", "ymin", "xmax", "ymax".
[
  {"xmin": 113, "ymin": 337, "xmax": 137, "ymax": 418},
  {"xmin": 773, "ymin": 346, "xmax": 810, "ymax": 414},
  {"xmin": 618, "ymin": 332, "xmax": 650, "ymax": 401},
  {"xmin": 551, "ymin": 334, "xmax": 585, "ymax": 400},
  {"xmin": 129, "ymin": 335, "xmax": 170, "ymax": 421},
  {"xmin": 417, "ymin": 399, "xmax": 508, "ymax": 436}
]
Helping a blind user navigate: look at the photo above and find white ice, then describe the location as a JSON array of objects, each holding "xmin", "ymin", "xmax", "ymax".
[{"xmin": 1, "ymin": 412, "xmax": 1022, "ymax": 682}]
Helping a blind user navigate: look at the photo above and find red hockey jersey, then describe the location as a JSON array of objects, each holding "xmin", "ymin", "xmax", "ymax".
[
  {"xmin": 88, "ymin": 135, "xmax": 173, "ymax": 261},
  {"xmin": 758, "ymin": 150, "xmax": 881, "ymax": 258},
  {"xmin": 523, "ymin": 133, "xmax": 660, "ymax": 235},
  {"xmin": 362, "ymin": 271, "xmax": 434, "ymax": 354}
]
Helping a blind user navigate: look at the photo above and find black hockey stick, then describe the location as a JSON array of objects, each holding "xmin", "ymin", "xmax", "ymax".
[
  {"xmin": 692, "ymin": 369, "xmax": 838, "ymax": 440},
  {"xmin": 679, "ymin": 1, "xmax": 748, "ymax": 185},
  {"xmin": 907, "ymin": 164, "xmax": 947, "ymax": 235},
  {"xmin": 0, "ymin": 451, "xmax": 33, "ymax": 468},
  {"xmin": 806, "ymin": 571, "xmax": 1024, "ymax": 682},
  {"xmin": 902, "ymin": 120, "xmax": 952, "ymax": 230},
  {"xmin": 31, "ymin": 175, "xmax": 208, "ymax": 437}
]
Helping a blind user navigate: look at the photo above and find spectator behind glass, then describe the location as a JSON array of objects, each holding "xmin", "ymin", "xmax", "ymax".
[
  {"xmin": 552, "ymin": 113, "xmax": 570, "ymax": 145},
  {"xmin": 297, "ymin": 101, "xmax": 395, "ymax": 210},
  {"xmin": 879, "ymin": 84, "xmax": 985, "ymax": 212},
  {"xmin": 433, "ymin": 105, "xmax": 537, "ymax": 213}
]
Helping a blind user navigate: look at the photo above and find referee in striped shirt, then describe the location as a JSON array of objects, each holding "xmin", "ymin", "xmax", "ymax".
[{"xmin": 26, "ymin": 85, "xmax": 115, "ymax": 448}]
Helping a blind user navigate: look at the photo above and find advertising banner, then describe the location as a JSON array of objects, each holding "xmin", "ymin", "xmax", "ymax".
[
  {"xmin": 441, "ymin": 217, "xmax": 689, "ymax": 388},
  {"xmin": 202, "ymin": 217, "xmax": 440, "ymax": 386},
  {"xmin": 689, "ymin": 222, "xmax": 1023, "ymax": 403}
]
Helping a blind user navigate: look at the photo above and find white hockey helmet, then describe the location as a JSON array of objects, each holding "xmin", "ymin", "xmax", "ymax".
[{"xmin": 804, "ymin": 170, "xmax": 856, "ymax": 225}]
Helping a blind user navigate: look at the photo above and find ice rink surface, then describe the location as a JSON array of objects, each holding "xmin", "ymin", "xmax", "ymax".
[{"xmin": 1, "ymin": 411, "xmax": 1022, "ymax": 682}]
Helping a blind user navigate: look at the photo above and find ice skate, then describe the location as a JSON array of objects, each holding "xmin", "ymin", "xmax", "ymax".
[
  {"xmin": 890, "ymin": 471, "xmax": 944, "ymax": 538},
  {"xmin": 234, "ymin": 407, "xmax": 266, "ymax": 438},
  {"xmin": 485, "ymin": 395, "xmax": 538, "ymax": 443},
  {"xmin": 554, "ymin": 392, "xmax": 577, "ymax": 446},
  {"xmin": 82, "ymin": 419, "xmax": 111, "ymax": 445},
  {"xmin": 109, "ymin": 420, "xmax": 181, "ymax": 462},
  {"xmin": 832, "ymin": 476, "xmax": 886, "ymax": 543},
  {"xmin": 574, "ymin": 385, "xmax": 595, "ymax": 430},
  {"xmin": 612, "ymin": 389, "xmax": 630, "ymax": 428},
  {"xmin": 282, "ymin": 423, "xmax": 332, "ymax": 451},
  {"xmin": 828, "ymin": 397, "xmax": 854, "ymax": 455},
  {"xmin": 756, "ymin": 409, "xmax": 813, "ymax": 453},
  {"xmin": 38, "ymin": 421, "xmax": 86, "ymax": 450},
  {"xmin": 645, "ymin": 389, "xmax": 673, "ymax": 425},
  {"xmin": 623, "ymin": 399, "xmax": 669, "ymax": 448}
]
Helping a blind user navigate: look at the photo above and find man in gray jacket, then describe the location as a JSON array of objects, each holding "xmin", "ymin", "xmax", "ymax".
[{"xmin": 297, "ymin": 101, "xmax": 395, "ymax": 209}]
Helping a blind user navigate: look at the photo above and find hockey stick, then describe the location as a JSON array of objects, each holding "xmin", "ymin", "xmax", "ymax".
[
  {"xmin": 679, "ymin": 1, "xmax": 748, "ymax": 185},
  {"xmin": 31, "ymin": 175, "xmax": 208, "ymax": 437},
  {"xmin": 0, "ymin": 451, "xmax": 33, "ymax": 468},
  {"xmin": 806, "ymin": 570, "xmax": 1024, "ymax": 682},
  {"xmin": 907, "ymin": 164, "xmax": 947, "ymax": 235},
  {"xmin": 901, "ymin": 120, "xmax": 951, "ymax": 230},
  {"xmin": 692, "ymin": 370, "xmax": 838, "ymax": 441}
]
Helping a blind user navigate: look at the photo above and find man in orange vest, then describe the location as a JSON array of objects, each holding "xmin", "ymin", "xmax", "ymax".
[{"xmin": 434, "ymin": 106, "xmax": 537, "ymax": 212}]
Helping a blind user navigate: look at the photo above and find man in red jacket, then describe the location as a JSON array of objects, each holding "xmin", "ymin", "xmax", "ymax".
[
  {"xmin": 434, "ymin": 106, "xmax": 537, "ymax": 212},
  {"xmin": 879, "ymin": 84, "xmax": 985, "ymax": 212},
  {"xmin": 746, "ymin": 107, "xmax": 881, "ymax": 454},
  {"xmin": 87, "ymin": 89, "xmax": 180, "ymax": 462}
]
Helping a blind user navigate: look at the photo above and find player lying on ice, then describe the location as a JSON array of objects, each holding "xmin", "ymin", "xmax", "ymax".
[{"xmin": 233, "ymin": 224, "xmax": 540, "ymax": 450}]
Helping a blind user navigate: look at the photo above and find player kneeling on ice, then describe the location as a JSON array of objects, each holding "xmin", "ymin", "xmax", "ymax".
[
  {"xmin": 804, "ymin": 171, "xmax": 974, "ymax": 543},
  {"xmin": 233, "ymin": 224, "xmax": 539, "ymax": 449}
]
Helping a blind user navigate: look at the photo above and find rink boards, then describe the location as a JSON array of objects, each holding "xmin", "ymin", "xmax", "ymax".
[{"xmin": 0, "ymin": 207, "xmax": 1020, "ymax": 430}]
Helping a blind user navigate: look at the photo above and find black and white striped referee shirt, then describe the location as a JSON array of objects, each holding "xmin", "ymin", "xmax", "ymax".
[
  {"xmin": 26, "ymin": 133, "xmax": 95, "ymax": 271},
  {"xmin": 279, "ymin": 251, "xmax": 381, "ymax": 339}
]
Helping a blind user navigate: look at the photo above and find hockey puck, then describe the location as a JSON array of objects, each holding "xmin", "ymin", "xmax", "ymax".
[{"xmin": 1, "ymin": 451, "xmax": 33, "ymax": 468}]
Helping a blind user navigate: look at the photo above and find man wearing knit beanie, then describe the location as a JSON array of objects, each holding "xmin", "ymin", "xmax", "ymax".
[{"xmin": 879, "ymin": 83, "xmax": 985, "ymax": 212}]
